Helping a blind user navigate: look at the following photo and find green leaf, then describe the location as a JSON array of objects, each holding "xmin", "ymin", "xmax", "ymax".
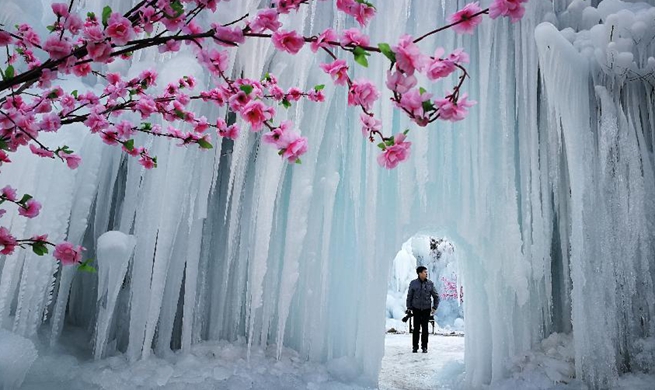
[
  {"xmin": 4, "ymin": 65, "xmax": 14, "ymax": 79},
  {"xmin": 354, "ymin": 0, "xmax": 376, "ymax": 9},
  {"xmin": 419, "ymin": 87, "xmax": 427, "ymax": 95},
  {"xmin": 353, "ymin": 46, "xmax": 370, "ymax": 68},
  {"xmin": 278, "ymin": 149, "xmax": 284, "ymax": 156},
  {"xmin": 32, "ymin": 242, "xmax": 48, "ymax": 256},
  {"xmin": 197, "ymin": 138, "xmax": 213, "ymax": 149},
  {"xmin": 18, "ymin": 194, "xmax": 32, "ymax": 204},
  {"xmin": 385, "ymin": 137, "xmax": 395, "ymax": 147},
  {"xmin": 281, "ymin": 99, "xmax": 291, "ymax": 109},
  {"xmin": 171, "ymin": 0, "xmax": 184, "ymax": 18},
  {"xmin": 240, "ymin": 84, "xmax": 254, "ymax": 95},
  {"xmin": 295, "ymin": 158, "xmax": 302, "ymax": 164},
  {"xmin": 46, "ymin": 25, "xmax": 55, "ymax": 32},
  {"xmin": 422, "ymin": 100, "xmax": 435, "ymax": 112},
  {"xmin": 87, "ymin": 12, "xmax": 96, "ymax": 20},
  {"xmin": 377, "ymin": 43, "xmax": 396, "ymax": 63},
  {"xmin": 0, "ymin": 138, "xmax": 8, "ymax": 150},
  {"xmin": 77, "ymin": 258, "xmax": 97, "ymax": 273},
  {"xmin": 101, "ymin": 6, "xmax": 112, "ymax": 28},
  {"xmin": 174, "ymin": 109, "xmax": 186, "ymax": 119},
  {"xmin": 403, "ymin": 129, "xmax": 410, "ymax": 135},
  {"xmin": 314, "ymin": 84, "xmax": 325, "ymax": 92},
  {"xmin": 124, "ymin": 139, "xmax": 134, "ymax": 151},
  {"xmin": 71, "ymin": 90, "xmax": 78, "ymax": 99},
  {"xmin": 377, "ymin": 142, "xmax": 386, "ymax": 150},
  {"xmin": 141, "ymin": 122, "xmax": 152, "ymax": 131}
]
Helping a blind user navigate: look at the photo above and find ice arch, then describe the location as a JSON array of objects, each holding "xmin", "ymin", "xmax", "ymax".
[{"xmin": 1, "ymin": 0, "xmax": 654, "ymax": 389}]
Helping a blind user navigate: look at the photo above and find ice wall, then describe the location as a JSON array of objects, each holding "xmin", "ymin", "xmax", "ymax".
[{"xmin": 0, "ymin": 0, "xmax": 654, "ymax": 389}]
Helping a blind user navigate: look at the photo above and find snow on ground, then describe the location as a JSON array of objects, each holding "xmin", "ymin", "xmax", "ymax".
[{"xmin": 379, "ymin": 333, "xmax": 465, "ymax": 390}]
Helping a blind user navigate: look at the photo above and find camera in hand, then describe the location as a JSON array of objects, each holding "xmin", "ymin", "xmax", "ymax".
[{"xmin": 401, "ymin": 309, "xmax": 413, "ymax": 323}]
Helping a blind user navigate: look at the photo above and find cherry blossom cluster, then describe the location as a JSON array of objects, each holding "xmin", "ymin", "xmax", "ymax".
[
  {"xmin": 440, "ymin": 275, "xmax": 464, "ymax": 303},
  {"xmin": 0, "ymin": 0, "xmax": 528, "ymax": 265}
]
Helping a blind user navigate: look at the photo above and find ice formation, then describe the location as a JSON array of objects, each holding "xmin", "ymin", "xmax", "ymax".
[{"xmin": 1, "ymin": 0, "xmax": 655, "ymax": 388}]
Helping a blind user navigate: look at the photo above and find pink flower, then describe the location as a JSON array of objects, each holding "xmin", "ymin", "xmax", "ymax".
[
  {"xmin": 308, "ymin": 90, "xmax": 325, "ymax": 102},
  {"xmin": 397, "ymin": 89, "xmax": 432, "ymax": 125},
  {"xmin": 0, "ymin": 31, "xmax": 14, "ymax": 46},
  {"xmin": 274, "ymin": 0, "xmax": 304, "ymax": 14},
  {"xmin": 490, "ymin": 0, "xmax": 528, "ymax": 22},
  {"xmin": 286, "ymin": 87, "xmax": 303, "ymax": 102},
  {"xmin": 393, "ymin": 35, "xmax": 428, "ymax": 76},
  {"xmin": 105, "ymin": 13, "xmax": 134, "ymax": 46},
  {"xmin": 282, "ymin": 136, "xmax": 308, "ymax": 162},
  {"xmin": 386, "ymin": 70, "xmax": 417, "ymax": 94},
  {"xmin": 216, "ymin": 119, "xmax": 239, "ymax": 140},
  {"xmin": 30, "ymin": 144, "xmax": 55, "ymax": 158},
  {"xmin": 0, "ymin": 227, "xmax": 17, "ymax": 255},
  {"xmin": 340, "ymin": 28, "xmax": 369, "ymax": 47},
  {"xmin": 435, "ymin": 93, "xmax": 477, "ymax": 121},
  {"xmin": 250, "ymin": 9, "xmax": 281, "ymax": 33},
  {"xmin": 311, "ymin": 28, "xmax": 337, "ymax": 53},
  {"xmin": 135, "ymin": 96, "xmax": 157, "ymax": 118},
  {"xmin": 348, "ymin": 79, "xmax": 379, "ymax": 111},
  {"xmin": 158, "ymin": 39, "xmax": 181, "ymax": 53},
  {"xmin": 43, "ymin": 35, "xmax": 72, "ymax": 60},
  {"xmin": 64, "ymin": 14, "xmax": 83, "ymax": 35},
  {"xmin": 51, "ymin": 3, "xmax": 69, "ymax": 17},
  {"xmin": 87, "ymin": 41, "xmax": 112, "ymax": 62},
  {"xmin": 53, "ymin": 242, "xmax": 84, "ymax": 265},
  {"xmin": 18, "ymin": 199, "xmax": 41, "ymax": 218},
  {"xmin": 199, "ymin": 49, "xmax": 229, "ymax": 76},
  {"xmin": 448, "ymin": 48, "xmax": 470, "ymax": 64},
  {"xmin": 262, "ymin": 121, "xmax": 296, "ymax": 148},
  {"xmin": 213, "ymin": 25, "xmax": 245, "ymax": 46},
  {"xmin": 84, "ymin": 113, "xmax": 109, "ymax": 133},
  {"xmin": 336, "ymin": 0, "xmax": 376, "ymax": 26},
  {"xmin": 83, "ymin": 25, "xmax": 104, "ymax": 42},
  {"xmin": 39, "ymin": 113, "xmax": 61, "ymax": 132},
  {"xmin": 194, "ymin": 117, "xmax": 209, "ymax": 133},
  {"xmin": 319, "ymin": 59, "xmax": 349, "ymax": 86},
  {"xmin": 448, "ymin": 2, "xmax": 483, "ymax": 34},
  {"xmin": 1, "ymin": 186, "xmax": 17, "ymax": 201},
  {"xmin": 138, "ymin": 155, "xmax": 155, "ymax": 169},
  {"xmin": 72, "ymin": 62, "xmax": 92, "ymax": 77},
  {"xmin": 228, "ymin": 91, "xmax": 250, "ymax": 112},
  {"xmin": 58, "ymin": 152, "xmax": 82, "ymax": 169},
  {"xmin": 272, "ymin": 30, "xmax": 305, "ymax": 54},
  {"xmin": 240, "ymin": 101, "xmax": 274, "ymax": 132},
  {"xmin": 378, "ymin": 133, "xmax": 411, "ymax": 169},
  {"xmin": 360, "ymin": 113, "xmax": 381, "ymax": 136}
]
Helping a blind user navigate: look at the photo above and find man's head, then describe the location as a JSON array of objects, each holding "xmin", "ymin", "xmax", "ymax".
[{"xmin": 416, "ymin": 266, "xmax": 428, "ymax": 281}]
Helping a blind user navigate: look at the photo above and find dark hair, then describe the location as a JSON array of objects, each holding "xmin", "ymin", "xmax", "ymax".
[{"xmin": 416, "ymin": 266, "xmax": 427, "ymax": 275}]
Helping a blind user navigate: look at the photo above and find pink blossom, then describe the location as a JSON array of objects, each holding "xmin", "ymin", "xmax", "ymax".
[
  {"xmin": 286, "ymin": 87, "xmax": 303, "ymax": 102},
  {"xmin": 1, "ymin": 186, "xmax": 17, "ymax": 201},
  {"xmin": 135, "ymin": 97, "xmax": 157, "ymax": 118},
  {"xmin": 340, "ymin": 28, "xmax": 369, "ymax": 47},
  {"xmin": 18, "ymin": 199, "xmax": 41, "ymax": 218},
  {"xmin": 490, "ymin": 0, "xmax": 528, "ymax": 22},
  {"xmin": 105, "ymin": 13, "xmax": 134, "ymax": 46},
  {"xmin": 435, "ymin": 93, "xmax": 477, "ymax": 121},
  {"xmin": 29, "ymin": 144, "xmax": 55, "ymax": 158},
  {"xmin": 216, "ymin": 119, "xmax": 239, "ymax": 140},
  {"xmin": 43, "ymin": 35, "xmax": 72, "ymax": 60},
  {"xmin": 51, "ymin": 3, "xmax": 69, "ymax": 17},
  {"xmin": 139, "ymin": 155, "xmax": 156, "ymax": 169},
  {"xmin": 100, "ymin": 129, "xmax": 119, "ymax": 145},
  {"xmin": 0, "ymin": 31, "xmax": 14, "ymax": 46},
  {"xmin": 319, "ymin": 59, "xmax": 349, "ymax": 86},
  {"xmin": 63, "ymin": 15, "xmax": 83, "ymax": 35},
  {"xmin": 38, "ymin": 69, "xmax": 57, "ymax": 88},
  {"xmin": 272, "ymin": 30, "xmax": 305, "ymax": 55},
  {"xmin": 139, "ymin": 69, "xmax": 158, "ymax": 88},
  {"xmin": 308, "ymin": 90, "xmax": 325, "ymax": 102},
  {"xmin": 274, "ymin": 0, "xmax": 304, "ymax": 14},
  {"xmin": 53, "ymin": 242, "xmax": 84, "ymax": 265},
  {"xmin": 250, "ymin": 9, "xmax": 281, "ymax": 33},
  {"xmin": 39, "ymin": 113, "xmax": 61, "ymax": 132},
  {"xmin": 282, "ymin": 136, "xmax": 308, "ymax": 162},
  {"xmin": 262, "ymin": 121, "xmax": 296, "ymax": 148},
  {"xmin": 0, "ymin": 227, "xmax": 17, "ymax": 255},
  {"xmin": 228, "ymin": 91, "xmax": 250, "ymax": 112},
  {"xmin": 83, "ymin": 25, "xmax": 104, "ymax": 42},
  {"xmin": 72, "ymin": 62, "xmax": 92, "ymax": 77},
  {"xmin": 194, "ymin": 116, "xmax": 209, "ymax": 133},
  {"xmin": 377, "ymin": 133, "xmax": 411, "ymax": 169},
  {"xmin": 213, "ymin": 25, "xmax": 245, "ymax": 46},
  {"xmin": 241, "ymin": 101, "xmax": 274, "ymax": 132},
  {"xmin": 352, "ymin": 2, "xmax": 376, "ymax": 26},
  {"xmin": 360, "ymin": 113, "xmax": 381, "ymax": 136},
  {"xmin": 58, "ymin": 152, "xmax": 82, "ymax": 169},
  {"xmin": 158, "ymin": 39, "xmax": 181, "ymax": 53},
  {"xmin": 386, "ymin": 70, "xmax": 417, "ymax": 93},
  {"xmin": 268, "ymin": 85, "xmax": 285, "ymax": 101},
  {"xmin": 397, "ymin": 88, "xmax": 432, "ymax": 123},
  {"xmin": 348, "ymin": 79, "xmax": 379, "ymax": 111},
  {"xmin": 87, "ymin": 41, "xmax": 112, "ymax": 62},
  {"xmin": 199, "ymin": 49, "xmax": 229, "ymax": 76},
  {"xmin": 311, "ymin": 28, "xmax": 337, "ymax": 53},
  {"xmin": 84, "ymin": 113, "xmax": 109, "ymax": 133},
  {"xmin": 448, "ymin": 48, "xmax": 470, "ymax": 64},
  {"xmin": 448, "ymin": 2, "xmax": 483, "ymax": 34},
  {"xmin": 393, "ymin": 35, "xmax": 428, "ymax": 76}
]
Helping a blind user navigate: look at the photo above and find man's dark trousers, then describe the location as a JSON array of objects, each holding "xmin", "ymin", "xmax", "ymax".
[{"xmin": 412, "ymin": 308, "xmax": 431, "ymax": 351}]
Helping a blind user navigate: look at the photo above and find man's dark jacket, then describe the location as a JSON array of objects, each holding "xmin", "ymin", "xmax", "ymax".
[{"xmin": 406, "ymin": 278, "xmax": 440, "ymax": 310}]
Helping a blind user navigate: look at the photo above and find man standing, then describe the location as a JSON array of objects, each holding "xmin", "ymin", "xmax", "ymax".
[{"xmin": 406, "ymin": 266, "xmax": 440, "ymax": 353}]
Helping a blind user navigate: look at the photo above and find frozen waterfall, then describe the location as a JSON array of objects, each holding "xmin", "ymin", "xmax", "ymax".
[{"xmin": 1, "ymin": 0, "xmax": 655, "ymax": 388}]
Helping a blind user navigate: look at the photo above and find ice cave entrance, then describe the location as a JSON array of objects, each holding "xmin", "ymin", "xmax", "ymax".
[{"xmin": 385, "ymin": 234, "xmax": 465, "ymax": 335}]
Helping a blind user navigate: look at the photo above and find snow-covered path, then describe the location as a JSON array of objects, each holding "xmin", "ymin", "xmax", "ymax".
[{"xmin": 379, "ymin": 334, "xmax": 465, "ymax": 390}]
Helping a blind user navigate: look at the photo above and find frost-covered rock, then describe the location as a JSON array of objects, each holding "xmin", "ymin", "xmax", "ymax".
[{"xmin": 0, "ymin": 329, "xmax": 38, "ymax": 389}]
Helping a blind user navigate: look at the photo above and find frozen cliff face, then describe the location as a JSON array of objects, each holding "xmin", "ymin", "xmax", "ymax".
[{"xmin": 0, "ymin": 0, "xmax": 654, "ymax": 388}]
